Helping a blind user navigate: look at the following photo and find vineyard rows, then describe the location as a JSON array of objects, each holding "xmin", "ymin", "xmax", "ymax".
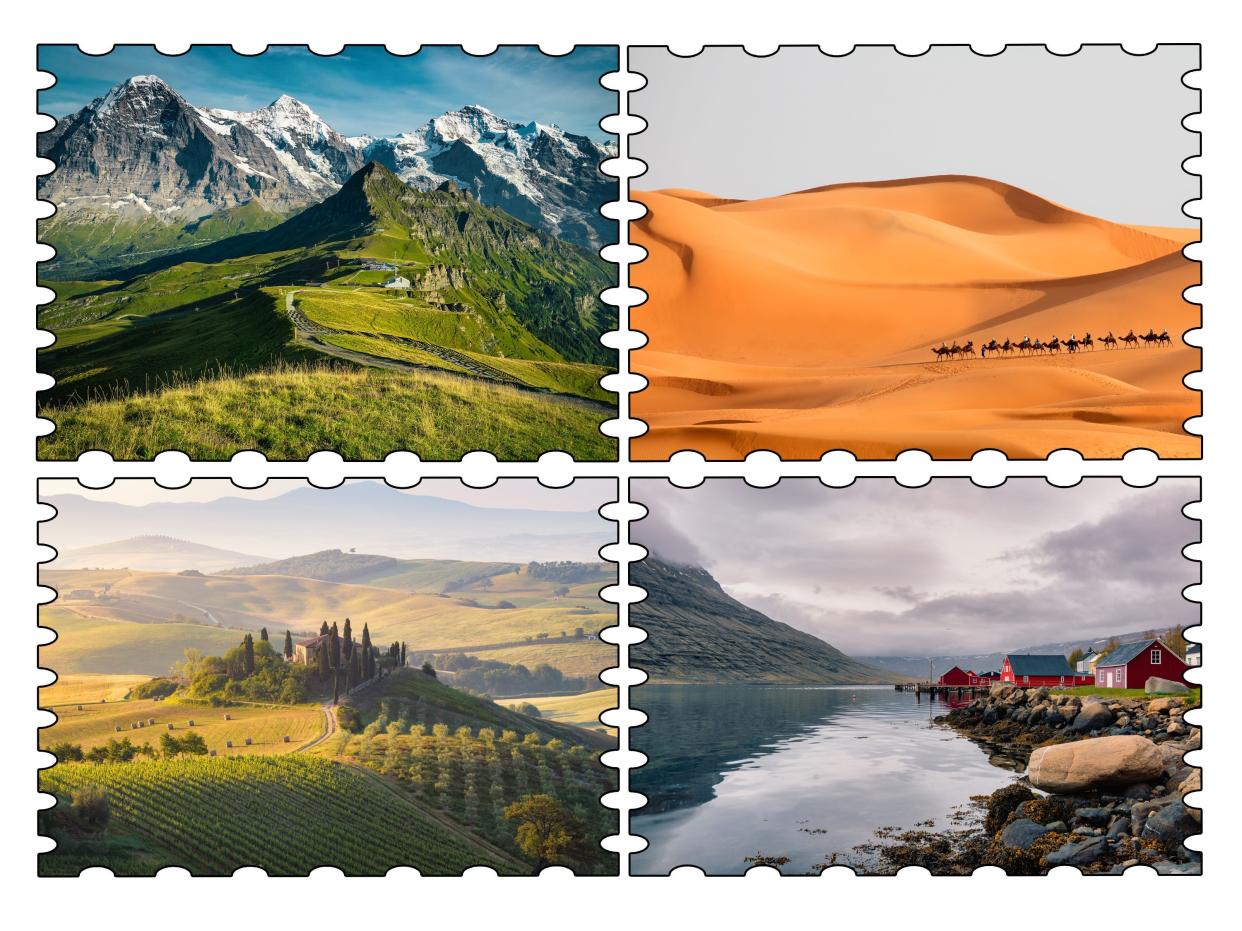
[{"xmin": 41, "ymin": 755, "xmax": 517, "ymax": 875}]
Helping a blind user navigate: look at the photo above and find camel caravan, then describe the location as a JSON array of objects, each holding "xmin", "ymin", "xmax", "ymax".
[{"xmin": 931, "ymin": 328, "xmax": 1174, "ymax": 361}]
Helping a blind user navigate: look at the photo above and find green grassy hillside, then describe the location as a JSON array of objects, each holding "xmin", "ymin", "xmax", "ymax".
[
  {"xmin": 40, "ymin": 755, "xmax": 519, "ymax": 875},
  {"xmin": 41, "ymin": 606, "xmax": 246, "ymax": 676},
  {"xmin": 38, "ymin": 163, "xmax": 614, "ymax": 460},
  {"xmin": 39, "ymin": 364, "xmax": 612, "ymax": 461}
]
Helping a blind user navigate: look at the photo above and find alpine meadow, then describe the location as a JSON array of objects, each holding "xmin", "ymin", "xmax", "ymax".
[{"xmin": 37, "ymin": 49, "xmax": 618, "ymax": 460}]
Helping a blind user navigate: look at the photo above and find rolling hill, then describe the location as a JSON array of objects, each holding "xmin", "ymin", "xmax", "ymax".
[
  {"xmin": 42, "ymin": 561, "xmax": 615, "ymax": 679},
  {"xmin": 55, "ymin": 535, "xmax": 269, "ymax": 572},
  {"xmin": 632, "ymin": 175, "xmax": 1199, "ymax": 459},
  {"xmin": 631, "ymin": 558, "xmax": 894, "ymax": 684}
]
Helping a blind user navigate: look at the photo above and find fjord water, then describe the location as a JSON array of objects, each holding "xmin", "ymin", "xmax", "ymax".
[{"xmin": 631, "ymin": 685, "xmax": 1021, "ymax": 875}]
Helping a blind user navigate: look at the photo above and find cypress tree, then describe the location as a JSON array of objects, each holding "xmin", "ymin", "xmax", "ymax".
[
  {"xmin": 361, "ymin": 623, "xmax": 372, "ymax": 659},
  {"xmin": 343, "ymin": 618, "xmax": 353, "ymax": 661},
  {"xmin": 259, "ymin": 627, "xmax": 269, "ymax": 642},
  {"xmin": 317, "ymin": 641, "xmax": 330, "ymax": 679},
  {"xmin": 348, "ymin": 648, "xmax": 361, "ymax": 689},
  {"xmin": 319, "ymin": 620, "xmax": 330, "ymax": 637},
  {"xmin": 243, "ymin": 633, "xmax": 255, "ymax": 676},
  {"xmin": 284, "ymin": 630, "xmax": 294, "ymax": 659},
  {"xmin": 400, "ymin": 642, "xmax": 407, "ymax": 667},
  {"xmin": 330, "ymin": 622, "xmax": 341, "ymax": 669}
]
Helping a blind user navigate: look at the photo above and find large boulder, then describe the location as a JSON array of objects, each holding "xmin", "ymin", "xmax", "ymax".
[
  {"xmin": 1027, "ymin": 735, "xmax": 1164, "ymax": 792},
  {"xmin": 1072, "ymin": 701, "xmax": 1114, "ymax": 733},
  {"xmin": 1146, "ymin": 697, "xmax": 1180, "ymax": 714},
  {"xmin": 1178, "ymin": 770, "xmax": 1201, "ymax": 822},
  {"xmin": 1146, "ymin": 677, "xmax": 1189, "ymax": 695}
]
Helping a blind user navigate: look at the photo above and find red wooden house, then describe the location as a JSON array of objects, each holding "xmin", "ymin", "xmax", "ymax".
[
  {"xmin": 1000, "ymin": 654, "xmax": 1093, "ymax": 688},
  {"xmin": 938, "ymin": 666, "xmax": 973, "ymax": 686},
  {"xmin": 1094, "ymin": 639, "xmax": 1189, "ymax": 690}
]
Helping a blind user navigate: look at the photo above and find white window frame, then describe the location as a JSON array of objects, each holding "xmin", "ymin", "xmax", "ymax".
[{"xmin": 1151, "ymin": 649, "xmax": 1162, "ymax": 665}]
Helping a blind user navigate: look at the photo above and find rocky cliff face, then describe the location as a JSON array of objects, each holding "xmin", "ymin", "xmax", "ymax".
[
  {"xmin": 38, "ymin": 76, "xmax": 337, "ymax": 221},
  {"xmin": 40, "ymin": 77, "xmax": 613, "ymax": 255}
]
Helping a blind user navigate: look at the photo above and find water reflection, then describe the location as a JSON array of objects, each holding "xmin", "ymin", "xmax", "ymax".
[{"xmin": 632, "ymin": 684, "xmax": 1020, "ymax": 875}]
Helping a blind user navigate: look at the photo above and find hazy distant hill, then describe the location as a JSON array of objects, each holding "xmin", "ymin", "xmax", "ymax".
[
  {"xmin": 55, "ymin": 535, "xmax": 269, "ymax": 573},
  {"xmin": 632, "ymin": 559, "xmax": 895, "ymax": 685},
  {"xmin": 41, "ymin": 483, "xmax": 610, "ymax": 563},
  {"xmin": 858, "ymin": 627, "xmax": 1175, "ymax": 680}
]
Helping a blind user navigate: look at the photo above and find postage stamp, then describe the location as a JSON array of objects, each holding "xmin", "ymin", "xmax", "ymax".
[
  {"xmin": 36, "ymin": 45, "xmax": 619, "ymax": 462},
  {"xmin": 629, "ymin": 46, "xmax": 1201, "ymax": 461},
  {"xmin": 37, "ymin": 477, "xmax": 619, "ymax": 875},
  {"xmin": 629, "ymin": 477, "xmax": 1200, "ymax": 875}
]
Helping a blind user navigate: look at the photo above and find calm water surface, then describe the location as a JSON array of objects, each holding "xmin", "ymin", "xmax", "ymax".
[{"xmin": 632, "ymin": 684, "xmax": 1023, "ymax": 875}]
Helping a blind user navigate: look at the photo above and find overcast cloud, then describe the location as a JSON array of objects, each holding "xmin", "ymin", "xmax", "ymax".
[{"xmin": 632, "ymin": 479, "xmax": 1198, "ymax": 656}]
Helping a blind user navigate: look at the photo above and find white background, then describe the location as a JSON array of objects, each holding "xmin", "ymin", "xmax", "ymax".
[{"xmin": 0, "ymin": 1, "xmax": 1231, "ymax": 927}]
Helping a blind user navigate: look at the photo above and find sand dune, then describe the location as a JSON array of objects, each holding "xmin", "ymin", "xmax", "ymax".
[{"xmin": 632, "ymin": 175, "xmax": 1200, "ymax": 459}]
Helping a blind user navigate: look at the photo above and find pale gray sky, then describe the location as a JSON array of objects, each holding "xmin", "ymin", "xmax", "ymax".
[
  {"xmin": 631, "ymin": 45, "xmax": 1199, "ymax": 226},
  {"xmin": 632, "ymin": 479, "xmax": 1199, "ymax": 656},
  {"xmin": 40, "ymin": 478, "xmax": 615, "ymax": 512}
]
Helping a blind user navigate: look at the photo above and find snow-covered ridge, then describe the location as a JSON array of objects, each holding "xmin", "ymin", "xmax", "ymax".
[{"xmin": 50, "ymin": 76, "xmax": 615, "ymax": 249}]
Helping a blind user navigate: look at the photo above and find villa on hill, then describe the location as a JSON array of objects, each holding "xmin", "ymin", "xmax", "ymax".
[
  {"xmin": 382, "ymin": 275, "xmax": 411, "ymax": 289},
  {"xmin": 293, "ymin": 634, "xmax": 360, "ymax": 664}
]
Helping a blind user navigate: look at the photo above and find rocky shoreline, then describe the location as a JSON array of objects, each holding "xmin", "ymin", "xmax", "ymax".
[{"xmin": 922, "ymin": 684, "xmax": 1201, "ymax": 874}]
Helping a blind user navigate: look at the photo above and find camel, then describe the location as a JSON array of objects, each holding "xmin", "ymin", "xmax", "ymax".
[
  {"xmin": 1017, "ymin": 337, "xmax": 1033, "ymax": 356},
  {"xmin": 1065, "ymin": 336, "xmax": 1079, "ymax": 353},
  {"xmin": 1121, "ymin": 330, "xmax": 1140, "ymax": 348},
  {"xmin": 1141, "ymin": 329, "xmax": 1161, "ymax": 347},
  {"xmin": 983, "ymin": 339, "xmax": 1001, "ymax": 355},
  {"xmin": 1081, "ymin": 333, "xmax": 1095, "ymax": 351},
  {"xmin": 1047, "ymin": 336, "xmax": 1062, "ymax": 355},
  {"xmin": 1031, "ymin": 338, "xmax": 1046, "ymax": 355},
  {"xmin": 1157, "ymin": 330, "xmax": 1172, "ymax": 347},
  {"xmin": 1100, "ymin": 332, "xmax": 1118, "ymax": 349},
  {"xmin": 931, "ymin": 344, "xmax": 952, "ymax": 361},
  {"xmin": 1000, "ymin": 339, "xmax": 1014, "ymax": 356},
  {"xmin": 959, "ymin": 340, "xmax": 976, "ymax": 358}
]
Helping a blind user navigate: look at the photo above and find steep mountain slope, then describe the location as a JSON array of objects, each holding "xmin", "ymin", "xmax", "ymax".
[
  {"xmin": 631, "ymin": 559, "xmax": 894, "ymax": 684},
  {"xmin": 39, "ymin": 76, "xmax": 612, "ymax": 276},
  {"xmin": 113, "ymin": 161, "xmax": 613, "ymax": 364},
  {"xmin": 356, "ymin": 104, "xmax": 614, "ymax": 249}
]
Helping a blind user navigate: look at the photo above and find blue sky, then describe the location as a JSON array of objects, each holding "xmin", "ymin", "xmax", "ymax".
[{"xmin": 39, "ymin": 45, "xmax": 617, "ymax": 138}]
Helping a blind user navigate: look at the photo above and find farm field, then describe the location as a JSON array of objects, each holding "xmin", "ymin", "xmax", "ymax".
[
  {"xmin": 40, "ymin": 755, "xmax": 520, "ymax": 875},
  {"xmin": 41, "ymin": 697, "xmax": 325, "ymax": 756},
  {"xmin": 41, "ymin": 673, "xmax": 151, "ymax": 706},
  {"xmin": 40, "ymin": 606, "xmax": 248, "ymax": 676},
  {"xmin": 521, "ymin": 689, "xmax": 616, "ymax": 733}
]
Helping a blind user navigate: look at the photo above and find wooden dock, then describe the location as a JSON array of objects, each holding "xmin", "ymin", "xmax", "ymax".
[{"xmin": 894, "ymin": 683, "xmax": 993, "ymax": 699}]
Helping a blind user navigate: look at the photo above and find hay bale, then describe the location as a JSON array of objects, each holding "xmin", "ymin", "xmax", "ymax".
[
  {"xmin": 114, "ymin": 725, "xmax": 123, "ymax": 732},
  {"xmin": 244, "ymin": 737, "xmax": 253, "ymax": 746},
  {"xmin": 187, "ymin": 720, "xmax": 195, "ymax": 727},
  {"xmin": 209, "ymin": 749, "xmax": 217, "ymax": 757},
  {"xmin": 226, "ymin": 740, "xmax": 233, "ymax": 748},
  {"xmin": 224, "ymin": 714, "xmax": 232, "ymax": 721},
  {"xmin": 283, "ymin": 735, "xmax": 290, "ymax": 743},
  {"xmin": 76, "ymin": 705, "xmax": 83, "ymax": 711},
  {"xmin": 167, "ymin": 723, "xmax": 175, "ymax": 730},
  {"xmin": 147, "ymin": 718, "xmax": 155, "ymax": 725}
]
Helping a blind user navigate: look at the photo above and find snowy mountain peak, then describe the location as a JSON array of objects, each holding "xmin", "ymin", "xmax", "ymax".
[{"xmin": 94, "ymin": 73, "xmax": 179, "ymax": 115}]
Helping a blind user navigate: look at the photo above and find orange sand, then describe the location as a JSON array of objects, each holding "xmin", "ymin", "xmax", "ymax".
[{"xmin": 632, "ymin": 176, "xmax": 1200, "ymax": 459}]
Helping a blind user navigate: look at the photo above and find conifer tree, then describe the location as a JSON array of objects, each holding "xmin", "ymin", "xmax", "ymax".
[
  {"xmin": 320, "ymin": 620, "xmax": 330, "ymax": 637},
  {"xmin": 361, "ymin": 623, "xmax": 372, "ymax": 657},
  {"xmin": 330, "ymin": 622, "xmax": 341, "ymax": 669},
  {"xmin": 400, "ymin": 642, "xmax": 407, "ymax": 667},
  {"xmin": 318, "ymin": 641, "xmax": 330, "ymax": 679},
  {"xmin": 243, "ymin": 633, "xmax": 255, "ymax": 676},
  {"xmin": 348, "ymin": 648, "xmax": 361, "ymax": 689},
  {"xmin": 284, "ymin": 630, "xmax": 294, "ymax": 659},
  {"xmin": 343, "ymin": 617, "xmax": 353, "ymax": 661},
  {"xmin": 259, "ymin": 627, "xmax": 269, "ymax": 642}
]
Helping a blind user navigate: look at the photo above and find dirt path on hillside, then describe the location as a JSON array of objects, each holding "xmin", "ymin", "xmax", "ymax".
[{"xmin": 284, "ymin": 290, "xmax": 612, "ymax": 414}]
